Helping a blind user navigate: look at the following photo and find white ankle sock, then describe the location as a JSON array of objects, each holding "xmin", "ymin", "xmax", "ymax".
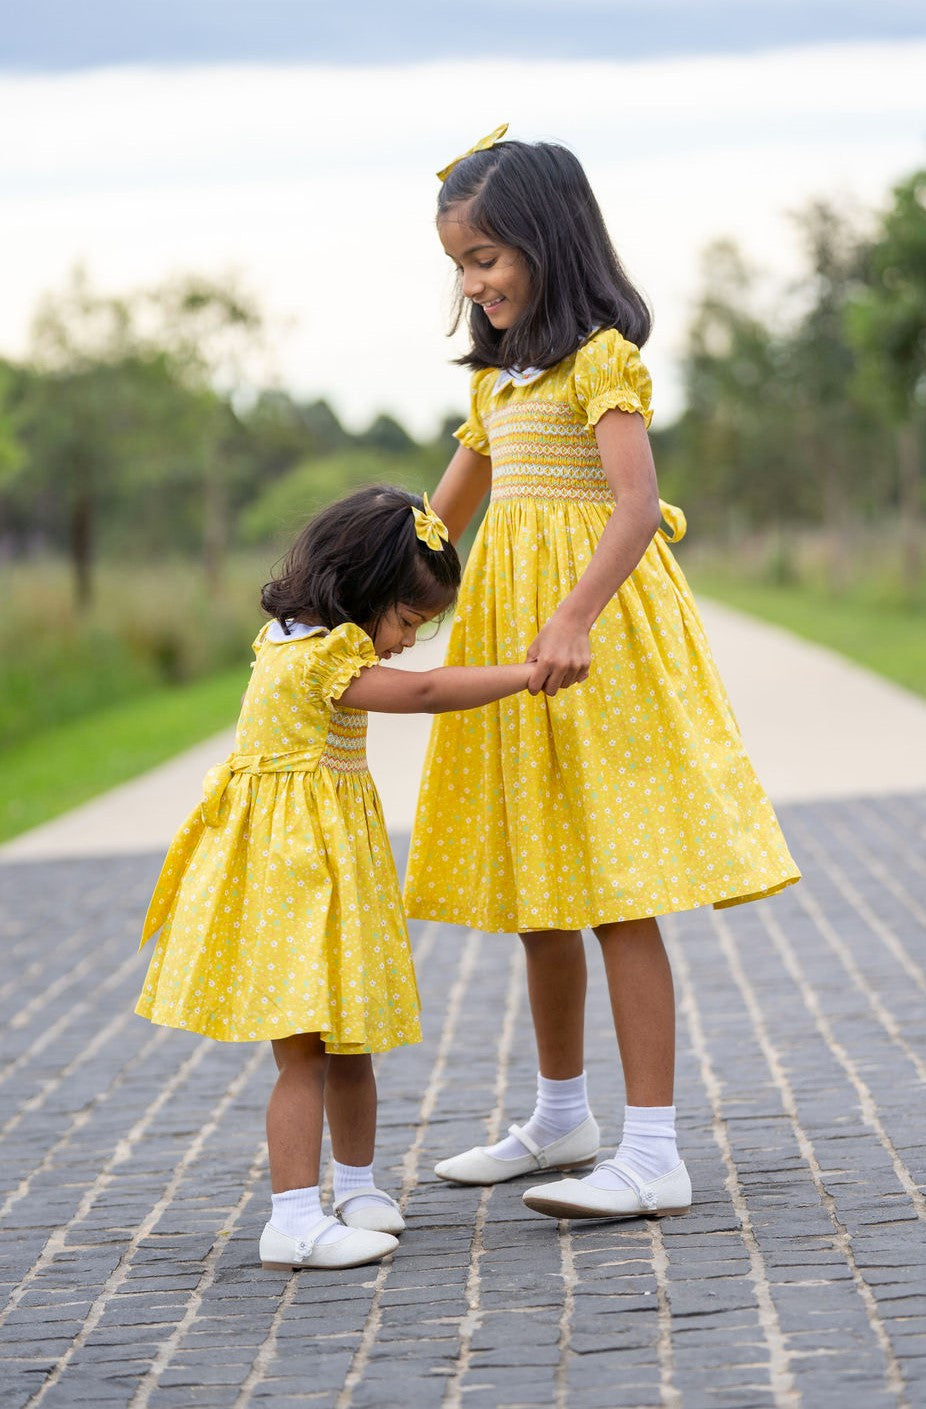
[
  {"xmin": 270, "ymin": 1185, "xmax": 350, "ymax": 1244},
  {"xmin": 332, "ymin": 1159, "xmax": 393, "ymax": 1213},
  {"xmin": 486, "ymin": 1072, "xmax": 591, "ymax": 1161},
  {"xmin": 585, "ymin": 1105, "xmax": 680, "ymax": 1191}
]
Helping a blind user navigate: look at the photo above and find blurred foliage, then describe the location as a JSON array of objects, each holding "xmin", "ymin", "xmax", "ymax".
[
  {"xmin": 657, "ymin": 166, "xmax": 926, "ymax": 602},
  {"xmin": 0, "ymin": 266, "xmax": 462, "ymax": 610},
  {"xmin": 0, "ymin": 556, "xmax": 266, "ymax": 749},
  {"xmin": 1, "ymin": 164, "xmax": 924, "ymax": 754},
  {"xmin": 239, "ymin": 447, "xmax": 447, "ymax": 548}
]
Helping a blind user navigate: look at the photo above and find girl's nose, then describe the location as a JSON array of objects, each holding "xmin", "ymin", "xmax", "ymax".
[{"xmin": 461, "ymin": 267, "xmax": 484, "ymax": 301}]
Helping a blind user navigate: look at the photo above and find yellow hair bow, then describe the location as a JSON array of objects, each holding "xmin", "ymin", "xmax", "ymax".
[
  {"xmin": 436, "ymin": 122, "xmax": 509, "ymax": 183},
  {"xmin": 411, "ymin": 493, "xmax": 449, "ymax": 552}
]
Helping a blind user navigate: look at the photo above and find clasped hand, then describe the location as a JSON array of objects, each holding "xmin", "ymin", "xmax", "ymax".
[{"xmin": 525, "ymin": 611, "xmax": 592, "ymax": 696}]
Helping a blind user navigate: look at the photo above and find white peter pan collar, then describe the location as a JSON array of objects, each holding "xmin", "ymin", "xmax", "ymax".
[
  {"xmin": 493, "ymin": 331, "xmax": 602, "ymax": 394},
  {"xmin": 267, "ymin": 620, "xmax": 328, "ymax": 643},
  {"xmin": 492, "ymin": 365, "xmax": 546, "ymax": 393}
]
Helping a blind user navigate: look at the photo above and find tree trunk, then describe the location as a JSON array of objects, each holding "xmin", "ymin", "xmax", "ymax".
[
  {"xmin": 70, "ymin": 478, "xmax": 93, "ymax": 608},
  {"xmin": 202, "ymin": 455, "xmax": 227, "ymax": 592},
  {"xmin": 896, "ymin": 421, "xmax": 923, "ymax": 598},
  {"xmin": 819, "ymin": 432, "xmax": 851, "ymax": 595}
]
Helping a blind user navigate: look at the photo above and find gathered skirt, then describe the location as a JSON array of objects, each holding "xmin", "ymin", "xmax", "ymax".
[
  {"xmin": 137, "ymin": 763, "xmax": 421, "ymax": 1052},
  {"xmin": 404, "ymin": 498, "xmax": 800, "ymax": 932}
]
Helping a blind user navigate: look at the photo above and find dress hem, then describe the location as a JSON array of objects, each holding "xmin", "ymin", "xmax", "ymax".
[
  {"xmin": 133, "ymin": 1004, "xmax": 422, "ymax": 1054},
  {"xmin": 405, "ymin": 871, "xmax": 801, "ymax": 934}
]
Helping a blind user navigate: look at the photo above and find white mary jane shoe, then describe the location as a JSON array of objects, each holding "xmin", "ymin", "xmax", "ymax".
[
  {"xmin": 433, "ymin": 1116, "xmax": 600, "ymax": 1186},
  {"xmin": 522, "ymin": 1160, "xmax": 692, "ymax": 1220},
  {"xmin": 333, "ymin": 1187, "xmax": 406, "ymax": 1235},
  {"xmin": 259, "ymin": 1216, "xmax": 398, "ymax": 1270}
]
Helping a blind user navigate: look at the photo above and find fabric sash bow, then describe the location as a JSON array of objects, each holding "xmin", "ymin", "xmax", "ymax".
[
  {"xmin": 656, "ymin": 500, "xmax": 687, "ymax": 544},
  {"xmin": 200, "ymin": 748, "xmax": 324, "ymax": 826}
]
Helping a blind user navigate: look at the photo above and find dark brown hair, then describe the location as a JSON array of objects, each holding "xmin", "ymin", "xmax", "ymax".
[
  {"xmin": 261, "ymin": 485, "xmax": 461, "ymax": 634},
  {"xmin": 438, "ymin": 139, "xmax": 651, "ymax": 371}
]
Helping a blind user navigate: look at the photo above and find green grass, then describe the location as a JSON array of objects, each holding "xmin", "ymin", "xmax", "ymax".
[
  {"xmin": 0, "ymin": 555, "xmax": 266, "ymax": 750},
  {"xmin": 689, "ymin": 571, "xmax": 926, "ymax": 700},
  {"xmin": 1, "ymin": 666, "xmax": 244, "ymax": 843}
]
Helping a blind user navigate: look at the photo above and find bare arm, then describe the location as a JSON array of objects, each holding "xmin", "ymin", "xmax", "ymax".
[
  {"xmin": 338, "ymin": 661, "xmax": 542, "ymax": 714},
  {"xmin": 430, "ymin": 444, "xmax": 493, "ymax": 545},
  {"xmin": 527, "ymin": 409, "xmax": 662, "ymax": 696}
]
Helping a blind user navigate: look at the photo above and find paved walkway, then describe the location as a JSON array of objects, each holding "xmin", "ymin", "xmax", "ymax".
[{"xmin": 2, "ymin": 605, "xmax": 926, "ymax": 1407}]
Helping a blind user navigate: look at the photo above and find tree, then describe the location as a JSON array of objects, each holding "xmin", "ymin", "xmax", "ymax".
[
  {"xmin": 239, "ymin": 446, "xmax": 436, "ymax": 548},
  {"xmin": 21, "ymin": 268, "xmax": 166, "ymax": 605},
  {"xmin": 0, "ymin": 361, "xmax": 25, "ymax": 499},
  {"xmin": 12, "ymin": 269, "xmax": 270, "ymax": 602},
  {"xmin": 241, "ymin": 392, "xmax": 349, "ymax": 484},
  {"xmin": 358, "ymin": 413, "xmax": 418, "ymax": 456},
  {"xmin": 674, "ymin": 241, "xmax": 803, "ymax": 552},
  {"xmin": 786, "ymin": 200, "xmax": 874, "ymax": 589},
  {"xmin": 139, "ymin": 275, "xmax": 270, "ymax": 589},
  {"xmin": 847, "ymin": 169, "xmax": 926, "ymax": 594}
]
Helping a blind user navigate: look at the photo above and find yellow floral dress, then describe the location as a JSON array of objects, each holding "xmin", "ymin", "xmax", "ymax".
[
  {"xmin": 404, "ymin": 328, "xmax": 800, "ymax": 933},
  {"xmin": 136, "ymin": 621, "xmax": 421, "ymax": 1052}
]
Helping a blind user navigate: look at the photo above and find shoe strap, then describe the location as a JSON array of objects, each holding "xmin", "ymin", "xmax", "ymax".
[
  {"xmin": 296, "ymin": 1213, "xmax": 339, "ymax": 1258},
  {"xmin": 508, "ymin": 1123, "xmax": 547, "ymax": 1167},
  {"xmin": 594, "ymin": 1159, "xmax": 659, "ymax": 1209},
  {"xmin": 332, "ymin": 1187, "xmax": 399, "ymax": 1215}
]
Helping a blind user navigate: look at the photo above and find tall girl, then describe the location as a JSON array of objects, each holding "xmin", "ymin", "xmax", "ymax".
[
  {"xmin": 404, "ymin": 129, "xmax": 801, "ymax": 1221},
  {"xmin": 136, "ymin": 486, "xmax": 555, "ymax": 1269}
]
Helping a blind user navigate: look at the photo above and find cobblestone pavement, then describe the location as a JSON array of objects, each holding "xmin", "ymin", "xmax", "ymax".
[{"xmin": 1, "ymin": 793, "xmax": 925, "ymax": 1409}]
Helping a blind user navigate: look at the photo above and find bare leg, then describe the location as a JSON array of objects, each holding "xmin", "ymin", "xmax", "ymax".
[
  {"xmin": 435, "ymin": 929, "xmax": 594, "ymax": 1174},
  {"xmin": 519, "ymin": 928, "xmax": 587, "ymax": 1078},
  {"xmin": 325, "ymin": 1054, "xmax": 377, "ymax": 1167},
  {"xmin": 267, "ymin": 1032, "xmax": 328, "ymax": 1193},
  {"xmin": 520, "ymin": 920, "xmax": 685, "ymax": 1213},
  {"xmin": 593, "ymin": 917, "xmax": 675, "ymax": 1106}
]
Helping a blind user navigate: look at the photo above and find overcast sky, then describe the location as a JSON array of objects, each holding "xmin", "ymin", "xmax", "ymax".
[
  {"xmin": 7, "ymin": 0, "xmax": 926, "ymax": 68},
  {"xmin": 3, "ymin": 7, "xmax": 925, "ymax": 435}
]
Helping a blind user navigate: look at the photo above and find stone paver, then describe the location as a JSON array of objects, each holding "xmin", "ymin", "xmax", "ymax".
[{"xmin": 2, "ymin": 797, "xmax": 926, "ymax": 1407}]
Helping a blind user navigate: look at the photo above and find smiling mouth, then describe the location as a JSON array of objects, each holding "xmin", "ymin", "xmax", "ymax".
[{"xmin": 480, "ymin": 298, "xmax": 504, "ymax": 312}]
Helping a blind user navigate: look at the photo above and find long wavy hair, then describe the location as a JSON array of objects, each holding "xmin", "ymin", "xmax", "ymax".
[
  {"xmin": 261, "ymin": 485, "xmax": 461, "ymax": 635},
  {"xmin": 438, "ymin": 139, "xmax": 651, "ymax": 371}
]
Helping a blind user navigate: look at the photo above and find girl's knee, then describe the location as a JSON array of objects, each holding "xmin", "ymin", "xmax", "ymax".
[
  {"xmin": 271, "ymin": 1032, "xmax": 327, "ymax": 1072},
  {"xmin": 327, "ymin": 1053, "xmax": 374, "ymax": 1084},
  {"xmin": 594, "ymin": 916, "xmax": 661, "ymax": 939},
  {"xmin": 520, "ymin": 928, "xmax": 582, "ymax": 954}
]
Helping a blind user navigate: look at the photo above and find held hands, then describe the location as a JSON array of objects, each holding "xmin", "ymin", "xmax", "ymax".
[{"xmin": 526, "ymin": 608, "xmax": 592, "ymax": 696}]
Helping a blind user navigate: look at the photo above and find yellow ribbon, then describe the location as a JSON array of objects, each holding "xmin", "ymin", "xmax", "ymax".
[
  {"xmin": 436, "ymin": 122, "xmax": 509, "ymax": 182},
  {"xmin": 411, "ymin": 492, "xmax": 449, "ymax": 552},
  {"xmin": 656, "ymin": 500, "xmax": 687, "ymax": 544},
  {"xmin": 200, "ymin": 748, "xmax": 324, "ymax": 826}
]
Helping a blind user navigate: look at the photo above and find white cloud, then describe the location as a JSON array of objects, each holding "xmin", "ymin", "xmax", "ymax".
[{"xmin": 1, "ymin": 43, "xmax": 924, "ymax": 435}]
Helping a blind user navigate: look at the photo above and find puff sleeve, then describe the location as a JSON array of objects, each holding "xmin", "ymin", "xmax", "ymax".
[
  {"xmin": 572, "ymin": 329, "xmax": 653, "ymax": 429},
  {"xmin": 250, "ymin": 622, "xmax": 273, "ymax": 656},
  {"xmin": 301, "ymin": 623, "xmax": 378, "ymax": 703},
  {"xmin": 453, "ymin": 370, "xmax": 493, "ymax": 455}
]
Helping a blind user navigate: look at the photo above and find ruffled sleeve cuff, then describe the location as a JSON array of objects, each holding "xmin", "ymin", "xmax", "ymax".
[
  {"xmin": 454, "ymin": 416, "xmax": 490, "ymax": 455},
  {"xmin": 302, "ymin": 622, "xmax": 379, "ymax": 703},
  {"xmin": 572, "ymin": 329, "xmax": 654, "ymax": 429},
  {"xmin": 584, "ymin": 387, "xmax": 653, "ymax": 429},
  {"xmin": 453, "ymin": 370, "xmax": 491, "ymax": 455}
]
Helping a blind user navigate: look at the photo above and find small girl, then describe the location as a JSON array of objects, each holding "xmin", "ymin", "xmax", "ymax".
[
  {"xmin": 136, "ymin": 485, "xmax": 550, "ymax": 1270},
  {"xmin": 404, "ymin": 128, "xmax": 801, "ymax": 1221}
]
